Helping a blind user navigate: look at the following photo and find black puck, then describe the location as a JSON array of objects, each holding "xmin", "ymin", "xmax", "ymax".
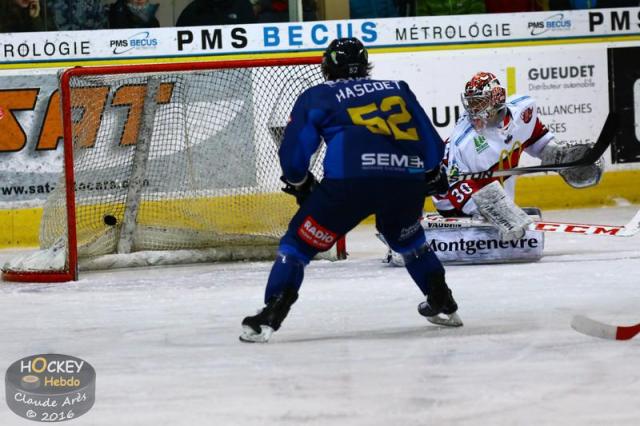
[{"xmin": 104, "ymin": 215, "xmax": 117, "ymax": 226}]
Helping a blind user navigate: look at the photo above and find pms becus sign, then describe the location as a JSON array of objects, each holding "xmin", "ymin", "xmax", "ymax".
[{"xmin": 5, "ymin": 354, "xmax": 96, "ymax": 422}]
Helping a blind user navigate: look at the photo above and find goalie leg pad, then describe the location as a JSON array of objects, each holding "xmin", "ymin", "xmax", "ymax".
[
  {"xmin": 472, "ymin": 181, "xmax": 533, "ymax": 241},
  {"xmin": 541, "ymin": 140, "xmax": 604, "ymax": 188}
]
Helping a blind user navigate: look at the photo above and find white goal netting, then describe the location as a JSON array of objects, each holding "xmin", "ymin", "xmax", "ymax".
[{"xmin": 3, "ymin": 60, "xmax": 332, "ymax": 279}]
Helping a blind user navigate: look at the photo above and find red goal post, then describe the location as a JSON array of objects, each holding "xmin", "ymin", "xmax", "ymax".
[{"xmin": 2, "ymin": 57, "xmax": 346, "ymax": 283}]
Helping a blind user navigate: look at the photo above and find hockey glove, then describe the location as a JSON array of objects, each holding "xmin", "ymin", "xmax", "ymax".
[
  {"xmin": 540, "ymin": 139, "xmax": 604, "ymax": 189},
  {"xmin": 280, "ymin": 171, "xmax": 317, "ymax": 206},
  {"xmin": 424, "ymin": 165, "xmax": 449, "ymax": 197}
]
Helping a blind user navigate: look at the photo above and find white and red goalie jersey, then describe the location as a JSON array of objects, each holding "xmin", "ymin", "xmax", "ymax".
[{"xmin": 433, "ymin": 95, "xmax": 554, "ymax": 216}]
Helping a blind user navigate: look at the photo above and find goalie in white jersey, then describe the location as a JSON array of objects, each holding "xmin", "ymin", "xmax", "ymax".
[
  {"xmin": 433, "ymin": 71, "xmax": 604, "ymax": 240},
  {"xmin": 381, "ymin": 71, "xmax": 604, "ymax": 265}
]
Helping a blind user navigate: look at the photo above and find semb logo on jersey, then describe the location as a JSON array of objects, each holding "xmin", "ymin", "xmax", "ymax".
[
  {"xmin": 298, "ymin": 216, "xmax": 337, "ymax": 250},
  {"xmin": 361, "ymin": 153, "xmax": 424, "ymax": 171}
]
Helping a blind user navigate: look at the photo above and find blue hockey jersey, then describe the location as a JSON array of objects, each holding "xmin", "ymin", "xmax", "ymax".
[{"xmin": 279, "ymin": 78, "xmax": 444, "ymax": 183}]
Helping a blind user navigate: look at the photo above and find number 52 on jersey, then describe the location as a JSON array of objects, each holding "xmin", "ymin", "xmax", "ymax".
[{"xmin": 347, "ymin": 95, "xmax": 418, "ymax": 141}]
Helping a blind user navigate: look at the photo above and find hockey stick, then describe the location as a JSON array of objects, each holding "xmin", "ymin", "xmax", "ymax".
[
  {"xmin": 449, "ymin": 112, "xmax": 617, "ymax": 183},
  {"xmin": 571, "ymin": 315, "xmax": 640, "ymax": 340},
  {"xmin": 422, "ymin": 208, "xmax": 640, "ymax": 237}
]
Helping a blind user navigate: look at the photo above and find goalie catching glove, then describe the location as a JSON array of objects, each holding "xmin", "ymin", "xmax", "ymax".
[
  {"xmin": 541, "ymin": 139, "xmax": 604, "ymax": 188},
  {"xmin": 280, "ymin": 171, "xmax": 317, "ymax": 206}
]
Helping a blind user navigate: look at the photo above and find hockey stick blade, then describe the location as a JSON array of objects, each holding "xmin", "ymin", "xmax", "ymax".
[
  {"xmin": 450, "ymin": 112, "xmax": 617, "ymax": 182},
  {"xmin": 571, "ymin": 315, "xmax": 640, "ymax": 340},
  {"xmin": 616, "ymin": 208, "xmax": 640, "ymax": 237},
  {"xmin": 422, "ymin": 207, "xmax": 640, "ymax": 237}
]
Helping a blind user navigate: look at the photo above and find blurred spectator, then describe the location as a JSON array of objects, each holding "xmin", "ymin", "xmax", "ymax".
[
  {"xmin": 597, "ymin": 0, "xmax": 640, "ymax": 6},
  {"xmin": 176, "ymin": 0, "xmax": 256, "ymax": 26},
  {"xmin": 485, "ymin": 0, "xmax": 540, "ymax": 12},
  {"xmin": 109, "ymin": 0, "xmax": 159, "ymax": 29},
  {"xmin": 548, "ymin": 0, "xmax": 583, "ymax": 8},
  {"xmin": 608, "ymin": 0, "xmax": 637, "ymax": 7},
  {"xmin": 350, "ymin": 0, "xmax": 399, "ymax": 19},
  {"xmin": 417, "ymin": 0, "xmax": 485, "ymax": 15},
  {"xmin": 254, "ymin": 0, "xmax": 318, "ymax": 22},
  {"xmin": 396, "ymin": 0, "xmax": 417, "ymax": 16},
  {"xmin": 0, "ymin": 0, "xmax": 57, "ymax": 32},
  {"xmin": 549, "ymin": 0, "xmax": 639, "ymax": 8},
  {"xmin": 47, "ymin": 0, "xmax": 107, "ymax": 30},
  {"xmin": 254, "ymin": 0, "xmax": 288, "ymax": 22}
]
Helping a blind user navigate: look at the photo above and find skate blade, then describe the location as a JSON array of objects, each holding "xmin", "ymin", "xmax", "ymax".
[
  {"xmin": 426, "ymin": 312, "xmax": 463, "ymax": 327},
  {"xmin": 239, "ymin": 325, "xmax": 274, "ymax": 343}
]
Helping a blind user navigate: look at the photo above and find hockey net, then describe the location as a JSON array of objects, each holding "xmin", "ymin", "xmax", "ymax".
[{"xmin": 2, "ymin": 58, "xmax": 346, "ymax": 282}]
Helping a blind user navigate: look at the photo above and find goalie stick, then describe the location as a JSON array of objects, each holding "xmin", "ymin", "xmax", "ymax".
[
  {"xmin": 449, "ymin": 112, "xmax": 617, "ymax": 183},
  {"xmin": 422, "ymin": 208, "xmax": 640, "ymax": 237},
  {"xmin": 571, "ymin": 315, "xmax": 640, "ymax": 340}
]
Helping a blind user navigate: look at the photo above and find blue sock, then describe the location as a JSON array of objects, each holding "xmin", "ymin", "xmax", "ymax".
[
  {"xmin": 264, "ymin": 253, "xmax": 306, "ymax": 302},
  {"xmin": 403, "ymin": 245, "xmax": 445, "ymax": 295}
]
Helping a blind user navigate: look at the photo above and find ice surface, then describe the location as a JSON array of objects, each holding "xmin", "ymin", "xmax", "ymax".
[{"xmin": 1, "ymin": 206, "xmax": 639, "ymax": 426}]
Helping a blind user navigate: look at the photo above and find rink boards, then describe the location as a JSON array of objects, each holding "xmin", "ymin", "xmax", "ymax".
[{"xmin": 2, "ymin": 9, "xmax": 640, "ymax": 247}]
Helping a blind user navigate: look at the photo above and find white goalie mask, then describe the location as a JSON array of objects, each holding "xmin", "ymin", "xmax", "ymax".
[{"xmin": 461, "ymin": 72, "xmax": 506, "ymax": 130}]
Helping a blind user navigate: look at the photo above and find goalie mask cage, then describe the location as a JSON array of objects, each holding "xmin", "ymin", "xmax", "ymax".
[{"xmin": 2, "ymin": 57, "xmax": 346, "ymax": 283}]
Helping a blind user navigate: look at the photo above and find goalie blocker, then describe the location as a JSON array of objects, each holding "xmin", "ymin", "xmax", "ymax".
[{"xmin": 381, "ymin": 208, "xmax": 544, "ymax": 266}]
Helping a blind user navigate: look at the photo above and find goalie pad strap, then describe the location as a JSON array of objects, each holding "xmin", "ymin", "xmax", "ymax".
[{"xmin": 471, "ymin": 181, "xmax": 533, "ymax": 241}]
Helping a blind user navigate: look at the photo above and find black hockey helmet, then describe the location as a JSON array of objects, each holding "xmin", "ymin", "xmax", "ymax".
[{"xmin": 321, "ymin": 37, "xmax": 371, "ymax": 80}]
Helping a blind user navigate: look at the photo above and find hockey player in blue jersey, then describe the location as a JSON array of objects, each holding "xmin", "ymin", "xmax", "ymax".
[{"xmin": 240, "ymin": 37, "xmax": 462, "ymax": 343}]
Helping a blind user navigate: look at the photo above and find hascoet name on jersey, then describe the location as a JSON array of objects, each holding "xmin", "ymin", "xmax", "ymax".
[{"xmin": 333, "ymin": 80, "xmax": 401, "ymax": 102}]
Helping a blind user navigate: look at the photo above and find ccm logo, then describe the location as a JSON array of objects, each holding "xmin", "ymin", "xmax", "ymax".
[
  {"xmin": 534, "ymin": 223, "xmax": 620, "ymax": 235},
  {"xmin": 297, "ymin": 216, "xmax": 337, "ymax": 250}
]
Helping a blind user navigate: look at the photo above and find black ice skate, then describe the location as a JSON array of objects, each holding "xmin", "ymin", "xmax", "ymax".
[
  {"xmin": 239, "ymin": 288, "xmax": 298, "ymax": 343},
  {"xmin": 418, "ymin": 275, "xmax": 463, "ymax": 327}
]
